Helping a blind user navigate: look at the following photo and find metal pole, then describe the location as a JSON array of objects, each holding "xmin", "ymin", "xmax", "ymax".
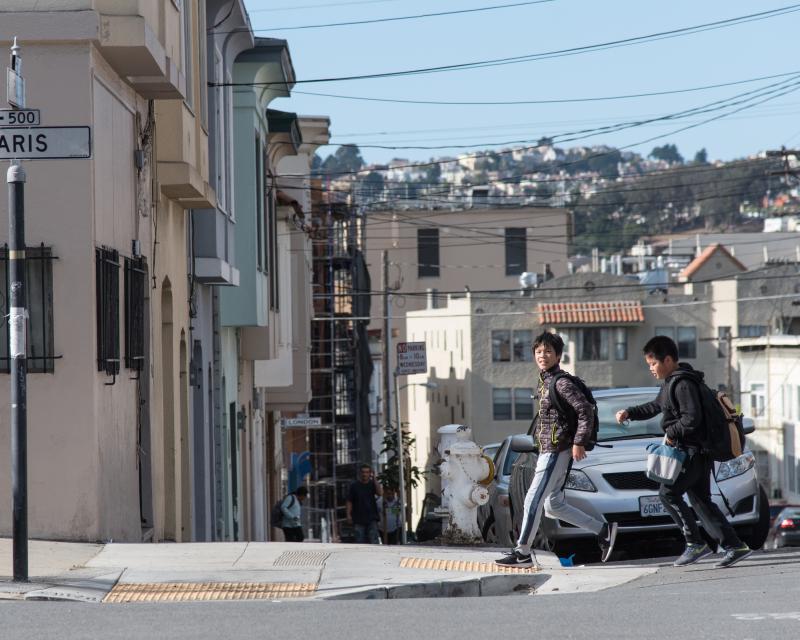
[
  {"xmin": 394, "ymin": 371, "xmax": 406, "ymax": 544},
  {"xmin": 8, "ymin": 162, "xmax": 28, "ymax": 582},
  {"xmin": 382, "ymin": 250, "xmax": 391, "ymax": 436}
]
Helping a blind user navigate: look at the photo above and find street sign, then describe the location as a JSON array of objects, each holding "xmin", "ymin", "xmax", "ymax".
[
  {"xmin": 0, "ymin": 126, "xmax": 91, "ymax": 159},
  {"xmin": 396, "ymin": 341, "xmax": 427, "ymax": 375},
  {"xmin": 281, "ymin": 416, "xmax": 322, "ymax": 428},
  {"xmin": 0, "ymin": 109, "xmax": 39, "ymax": 126},
  {"xmin": 6, "ymin": 67, "xmax": 24, "ymax": 108}
]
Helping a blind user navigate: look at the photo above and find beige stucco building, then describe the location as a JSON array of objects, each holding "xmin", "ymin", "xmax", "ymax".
[{"xmin": 0, "ymin": 2, "xmax": 213, "ymax": 542}]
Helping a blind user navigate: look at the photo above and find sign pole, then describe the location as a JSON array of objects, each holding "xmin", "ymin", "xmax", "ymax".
[
  {"xmin": 8, "ymin": 160, "xmax": 27, "ymax": 582},
  {"xmin": 7, "ymin": 37, "xmax": 28, "ymax": 583}
]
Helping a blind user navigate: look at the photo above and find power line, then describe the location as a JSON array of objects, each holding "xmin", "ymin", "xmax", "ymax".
[
  {"xmin": 292, "ymin": 70, "xmax": 800, "ymax": 107},
  {"xmin": 247, "ymin": 0, "xmax": 405, "ymax": 12},
  {"xmin": 209, "ymin": 4, "xmax": 800, "ymax": 84},
  {"xmin": 255, "ymin": 0, "xmax": 556, "ymax": 31}
]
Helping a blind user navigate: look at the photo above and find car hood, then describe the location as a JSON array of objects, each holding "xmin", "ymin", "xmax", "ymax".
[{"xmin": 576, "ymin": 437, "xmax": 661, "ymax": 469}]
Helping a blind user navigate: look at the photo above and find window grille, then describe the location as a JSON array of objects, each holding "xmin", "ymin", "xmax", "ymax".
[
  {"xmin": 96, "ymin": 246, "xmax": 120, "ymax": 378},
  {"xmin": 0, "ymin": 244, "xmax": 57, "ymax": 373},
  {"xmin": 124, "ymin": 256, "xmax": 147, "ymax": 372}
]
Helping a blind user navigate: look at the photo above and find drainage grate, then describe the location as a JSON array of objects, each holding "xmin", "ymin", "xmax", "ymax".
[
  {"xmin": 273, "ymin": 551, "xmax": 330, "ymax": 566},
  {"xmin": 103, "ymin": 582, "xmax": 317, "ymax": 603},
  {"xmin": 400, "ymin": 557, "xmax": 539, "ymax": 574}
]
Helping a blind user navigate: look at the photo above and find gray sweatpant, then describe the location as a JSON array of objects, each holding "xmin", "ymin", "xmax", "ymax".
[{"xmin": 517, "ymin": 449, "xmax": 604, "ymax": 555}]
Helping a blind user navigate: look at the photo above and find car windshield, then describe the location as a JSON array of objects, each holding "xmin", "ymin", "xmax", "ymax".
[
  {"xmin": 596, "ymin": 392, "xmax": 663, "ymax": 442},
  {"xmin": 503, "ymin": 449, "xmax": 520, "ymax": 476}
]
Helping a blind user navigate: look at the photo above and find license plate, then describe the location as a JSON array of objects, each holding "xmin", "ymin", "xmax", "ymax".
[{"xmin": 639, "ymin": 495, "xmax": 668, "ymax": 518}]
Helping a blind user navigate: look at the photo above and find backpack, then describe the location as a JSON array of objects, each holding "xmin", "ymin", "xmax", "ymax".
[
  {"xmin": 667, "ymin": 373, "xmax": 745, "ymax": 462},
  {"xmin": 270, "ymin": 494, "xmax": 295, "ymax": 528},
  {"xmin": 548, "ymin": 372, "xmax": 600, "ymax": 451}
]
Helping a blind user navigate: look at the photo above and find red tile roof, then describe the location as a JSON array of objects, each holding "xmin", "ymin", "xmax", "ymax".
[
  {"xmin": 680, "ymin": 243, "xmax": 747, "ymax": 280},
  {"xmin": 538, "ymin": 300, "xmax": 645, "ymax": 325}
]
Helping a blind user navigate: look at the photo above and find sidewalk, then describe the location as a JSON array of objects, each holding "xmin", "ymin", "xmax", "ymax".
[{"xmin": 0, "ymin": 539, "xmax": 657, "ymax": 603}]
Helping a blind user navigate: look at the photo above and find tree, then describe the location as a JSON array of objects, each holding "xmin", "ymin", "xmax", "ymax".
[
  {"xmin": 693, "ymin": 148, "xmax": 708, "ymax": 164},
  {"xmin": 320, "ymin": 144, "xmax": 364, "ymax": 174},
  {"xmin": 377, "ymin": 426, "xmax": 424, "ymax": 494},
  {"xmin": 649, "ymin": 144, "xmax": 684, "ymax": 165}
]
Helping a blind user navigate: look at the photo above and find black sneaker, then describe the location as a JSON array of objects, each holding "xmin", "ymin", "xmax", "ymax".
[
  {"xmin": 598, "ymin": 522, "xmax": 618, "ymax": 563},
  {"xmin": 495, "ymin": 550, "xmax": 533, "ymax": 568},
  {"xmin": 715, "ymin": 545, "xmax": 752, "ymax": 569},
  {"xmin": 673, "ymin": 543, "xmax": 712, "ymax": 567}
]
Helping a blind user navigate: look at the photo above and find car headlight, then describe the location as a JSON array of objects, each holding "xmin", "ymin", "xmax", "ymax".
[
  {"xmin": 565, "ymin": 469, "xmax": 597, "ymax": 492},
  {"xmin": 716, "ymin": 451, "xmax": 756, "ymax": 482}
]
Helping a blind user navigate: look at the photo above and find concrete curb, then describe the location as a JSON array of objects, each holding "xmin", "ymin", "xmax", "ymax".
[{"xmin": 318, "ymin": 572, "xmax": 548, "ymax": 600}]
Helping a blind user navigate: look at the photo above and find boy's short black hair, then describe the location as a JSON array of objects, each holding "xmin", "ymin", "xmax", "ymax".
[
  {"xmin": 643, "ymin": 335, "xmax": 679, "ymax": 362},
  {"xmin": 295, "ymin": 486, "xmax": 309, "ymax": 497},
  {"xmin": 533, "ymin": 331, "xmax": 564, "ymax": 357}
]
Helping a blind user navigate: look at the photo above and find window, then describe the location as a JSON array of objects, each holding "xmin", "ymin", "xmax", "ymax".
[
  {"xmin": 491, "ymin": 330, "xmax": 511, "ymax": 362},
  {"xmin": 504, "ymin": 227, "xmax": 527, "ymax": 276},
  {"xmin": 749, "ymin": 383, "xmax": 766, "ymax": 417},
  {"xmin": 198, "ymin": 0, "xmax": 208, "ymax": 129},
  {"xmin": 739, "ymin": 325, "xmax": 767, "ymax": 338},
  {"xmin": 0, "ymin": 245, "xmax": 56, "ymax": 373},
  {"xmin": 514, "ymin": 388, "xmax": 534, "ymax": 421},
  {"xmin": 124, "ymin": 256, "xmax": 147, "ymax": 372},
  {"xmin": 578, "ymin": 327, "xmax": 609, "ymax": 361},
  {"xmin": 417, "ymin": 229, "xmax": 439, "ymax": 277},
  {"xmin": 717, "ymin": 326, "xmax": 731, "ymax": 358},
  {"xmin": 255, "ymin": 134, "xmax": 264, "ymax": 272},
  {"xmin": 614, "ymin": 327, "xmax": 627, "ymax": 361},
  {"xmin": 96, "ymin": 247, "xmax": 120, "ymax": 377},
  {"xmin": 267, "ymin": 168, "xmax": 279, "ymax": 311},
  {"xmin": 655, "ymin": 326, "xmax": 696, "ymax": 359},
  {"xmin": 655, "ymin": 326, "xmax": 675, "ymax": 341},
  {"xmin": 677, "ymin": 326, "xmax": 697, "ymax": 359},
  {"xmin": 492, "ymin": 388, "xmax": 512, "ymax": 420},
  {"xmin": 180, "ymin": 0, "xmax": 193, "ymax": 111},
  {"xmin": 513, "ymin": 330, "xmax": 533, "ymax": 362}
]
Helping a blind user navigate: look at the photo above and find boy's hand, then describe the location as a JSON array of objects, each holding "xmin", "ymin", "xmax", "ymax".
[
  {"xmin": 615, "ymin": 409, "xmax": 629, "ymax": 424},
  {"xmin": 572, "ymin": 445, "xmax": 586, "ymax": 461}
]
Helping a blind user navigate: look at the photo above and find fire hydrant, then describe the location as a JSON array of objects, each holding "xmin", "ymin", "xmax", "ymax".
[{"xmin": 439, "ymin": 425, "xmax": 493, "ymax": 540}]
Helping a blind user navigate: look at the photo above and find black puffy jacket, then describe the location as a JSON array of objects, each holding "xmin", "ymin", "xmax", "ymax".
[{"xmin": 626, "ymin": 363, "xmax": 705, "ymax": 447}]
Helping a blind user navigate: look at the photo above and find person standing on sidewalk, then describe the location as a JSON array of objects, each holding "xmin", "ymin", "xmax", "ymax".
[
  {"xmin": 496, "ymin": 331, "xmax": 618, "ymax": 568},
  {"xmin": 615, "ymin": 335, "xmax": 751, "ymax": 568},
  {"xmin": 378, "ymin": 487, "xmax": 402, "ymax": 544},
  {"xmin": 281, "ymin": 486, "xmax": 309, "ymax": 542},
  {"xmin": 347, "ymin": 464, "xmax": 383, "ymax": 544}
]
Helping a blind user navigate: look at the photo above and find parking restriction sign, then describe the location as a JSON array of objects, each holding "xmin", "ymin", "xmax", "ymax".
[{"xmin": 396, "ymin": 341, "xmax": 427, "ymax": 375}]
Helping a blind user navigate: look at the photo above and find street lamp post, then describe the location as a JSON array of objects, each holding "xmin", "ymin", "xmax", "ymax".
[{"xmin": 394, "ymin": 379, "xmax": 437, "ymax": 545}]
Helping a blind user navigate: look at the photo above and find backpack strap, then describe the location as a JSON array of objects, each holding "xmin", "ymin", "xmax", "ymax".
[
  {"xmin": 547, "ymin": 371, "xmax": 571, "ymax": 418},
  {"xmin": 666, "ymin": 370, "xmax": 695, "ymax": 413}
]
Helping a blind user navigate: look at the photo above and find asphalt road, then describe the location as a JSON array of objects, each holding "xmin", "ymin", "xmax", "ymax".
[{"xmin": 1, "ymin": 548, "xmax": 798, "ymax": 640}]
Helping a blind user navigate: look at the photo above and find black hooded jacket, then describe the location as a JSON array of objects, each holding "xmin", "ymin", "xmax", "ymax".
[{"xmin": 625, "ymin": 363, "xmax": 705, "ymax": 447}]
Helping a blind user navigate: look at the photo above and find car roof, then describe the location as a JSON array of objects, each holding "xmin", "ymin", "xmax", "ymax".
[
  {"xmin": 778, "ymin": 506, "xmax": 800, "ymax": 517},
  {"xmin": 592, "ymin": 387, "xmax": 660, "ymax": 398}
]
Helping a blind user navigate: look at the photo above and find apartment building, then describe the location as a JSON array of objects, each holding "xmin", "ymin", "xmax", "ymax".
[
  {"xmin": 737, "ymin": 336, "xmax": 800, "ymax": 503},
  {"xmin": 0, "ymin": 2, "xmax": 325, "ymax": 544}
]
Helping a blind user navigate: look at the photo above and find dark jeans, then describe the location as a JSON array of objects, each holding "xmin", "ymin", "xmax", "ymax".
[
  {"xmin": 383, "ymin": 529, "xmax": 400, "ymax": 545},
  {"xmin": 282, "ymin": 526, "xmax": 304, "ymax": 542},
  {"xmin": 659, "ymin": 450, "xmax": 742, "ymax": 549},
  {"xmin": 353, "ymin": 521, "xmax": 380, "ymax": 544}
]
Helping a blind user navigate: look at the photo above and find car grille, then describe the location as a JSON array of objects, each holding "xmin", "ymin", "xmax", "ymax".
[{"xmin": 603, "ymin": 472, "xmax": 660, "ymax": 491}]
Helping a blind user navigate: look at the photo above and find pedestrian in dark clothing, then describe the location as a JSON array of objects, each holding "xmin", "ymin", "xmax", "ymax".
[
  {"xmin": 347, "ymin": 464, "xmax": 383, "ymax": 544},
  {"xmin": 496, "ymin": 331, "xmax": 618, "ymax": 568},
  {"xmin": 281, "ymin": 486, "xmax": 308, "ymax": 542},
  {"xmin": 616, "ymin": 335, "xmax": 751, "ymax": 568}
]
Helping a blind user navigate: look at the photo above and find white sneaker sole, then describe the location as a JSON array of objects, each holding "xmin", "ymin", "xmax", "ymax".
[{"xmin": 600, "ymin": 523, "xmax": 618, "ymax": 563}]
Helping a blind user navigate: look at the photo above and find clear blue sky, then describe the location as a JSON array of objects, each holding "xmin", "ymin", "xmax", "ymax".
[{"xmin": 241, "ymin": 0, "xmax": 800, "ymax": 166}]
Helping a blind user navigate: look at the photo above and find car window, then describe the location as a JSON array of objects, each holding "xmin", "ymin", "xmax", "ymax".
[
  {"xmin": 503, "ymin": 449, "xmax": 520, "ymax": 476},
  {"xmin": 780, "ymin": 509, "xmax": 800, "ymax": 519},
  {"xmin": 596, "ymin": 393, "xmax": 663, "ymax": 441}
]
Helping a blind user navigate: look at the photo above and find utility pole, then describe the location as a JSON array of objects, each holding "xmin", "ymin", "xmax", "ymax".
[
  {"xmin": 381, "ymin": 249, "xmax": 392, "ymax": 456},
  {"xmin": 6, "ymin": 38, "xmax": 28, "ymax": 582}
]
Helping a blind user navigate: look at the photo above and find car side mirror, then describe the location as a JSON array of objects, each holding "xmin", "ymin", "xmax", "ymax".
[
  {"xmin": 742, "ymin": 417, "xmax": 755, "ymax": 435},
  {"xmin": 509, "ymin": 434, "xmax": 537, "ymax": 453}
]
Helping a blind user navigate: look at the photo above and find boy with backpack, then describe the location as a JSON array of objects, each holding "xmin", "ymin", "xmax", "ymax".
[
  {"xmin": 615, "ymin": 335, "xmax": 751, "ymax": 568},
  {"xmin": 273, "ymin": 486, "xmax": 308, "ymax": 542},
  {"xmin": 496, "ymin": 331, "xmax": 618, "ymax": 568}
]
